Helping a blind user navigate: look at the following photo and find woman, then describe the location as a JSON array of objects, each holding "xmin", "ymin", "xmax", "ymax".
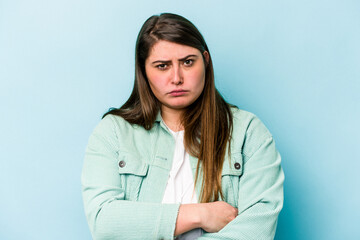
[{"xmin": 82, "ymin": 13, "xmax": 284, "ymax": 240}]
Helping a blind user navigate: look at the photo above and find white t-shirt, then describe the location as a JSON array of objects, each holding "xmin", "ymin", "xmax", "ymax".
[{"xmin": 162, "ymin": 128, "xmax": 203, "ymax": 239}]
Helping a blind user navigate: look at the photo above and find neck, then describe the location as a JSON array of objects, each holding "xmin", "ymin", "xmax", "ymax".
[{"xmin": 161, "ymin": 106, "xmax": 184, "ymax": 132}]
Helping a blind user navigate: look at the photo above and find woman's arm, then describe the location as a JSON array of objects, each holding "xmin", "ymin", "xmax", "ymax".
[
  {"xmin": 175, "ymin": 202, "xmax": 238, "ymax": 236},
  {"xmin": 197, "ymin": 115, "xmax": 284, "ymax": 240}
]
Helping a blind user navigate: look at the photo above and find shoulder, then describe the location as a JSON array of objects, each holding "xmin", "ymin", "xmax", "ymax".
[
  {"xmin": 87, "ymin": 114, "xmax": 153, "ymax": 157},
  {"xmin": 230, "ymin": 107, "xmax": 274, "ymax": 158},
  {"xmin": 89, "ymin": 114, "xmax": 148, "ymax": 144},
  {"xmin": 231, "ymin": 107, "xmax": 272, "ymax": 137},
  {"xmin": 96, "ymin": 114, "xmax": 145, "ymax": 133}
]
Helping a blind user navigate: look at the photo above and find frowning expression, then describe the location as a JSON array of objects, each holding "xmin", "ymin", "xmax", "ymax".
[{"xmin": 145, "ymin": 40, "xmax": 208, "ymax": 112}]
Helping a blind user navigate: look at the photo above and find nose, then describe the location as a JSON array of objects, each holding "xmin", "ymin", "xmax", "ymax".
[{"xmin": 171, "ymin": 64, "xmax": 183, "ymax": 85}]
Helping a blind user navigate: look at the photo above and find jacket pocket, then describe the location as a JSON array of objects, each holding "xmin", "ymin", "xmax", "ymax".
[
  {"xmin": 118, "ymin": 152, "xmax": 149, "ymax": 201},
  {"xmin": 221, "ymin": 152, "xmax": 243, "ymax": 207}
]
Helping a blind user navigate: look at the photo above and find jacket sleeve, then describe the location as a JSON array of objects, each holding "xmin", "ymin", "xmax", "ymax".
[
  {"xmin": 81, "ymin": 115, "xmax": 180, "ymax": 240},
  {"xmin": 198, "ymin": 116, "xmax": 284, "ymax": 240}
]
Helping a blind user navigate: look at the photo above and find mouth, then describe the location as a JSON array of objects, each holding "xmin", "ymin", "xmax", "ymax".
[{"xmin": 168, "ymin": 89, "xmax": 189, "ymax": 96}]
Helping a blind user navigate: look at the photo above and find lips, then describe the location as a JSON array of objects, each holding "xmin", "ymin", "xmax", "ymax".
[{"xmin": 168, "ymin": 89, "xmax": 188, "ymax": 96}]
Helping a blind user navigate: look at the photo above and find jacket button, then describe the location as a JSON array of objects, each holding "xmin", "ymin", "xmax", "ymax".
[
  {"xmin": 119, "ymin": 160, "xmax": 126, "ymax": 168},
  {"xmin": 234, "ymin": 162, "xmax": 241, "ymax": 170}
]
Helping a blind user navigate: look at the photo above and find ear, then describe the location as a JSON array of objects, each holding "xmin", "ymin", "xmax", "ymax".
[{"xmin": 203, "ymin": 51, "xmax": 210, "ymax": 65}]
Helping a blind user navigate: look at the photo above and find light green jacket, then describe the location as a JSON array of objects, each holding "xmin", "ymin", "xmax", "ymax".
[{"xmin": 82, "ymin": 108, "xmax": 284, "ymax": 240}]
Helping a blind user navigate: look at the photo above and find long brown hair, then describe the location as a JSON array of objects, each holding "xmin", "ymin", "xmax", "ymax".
[{"xmin": 104, "ymin": 13, "xmax": 233, "ymax": 203}]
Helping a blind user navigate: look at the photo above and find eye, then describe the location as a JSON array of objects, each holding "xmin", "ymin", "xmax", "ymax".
[
  {"xmin": 156, "ymin": 63, "xmax": 168, "ymax": 70},
  {"xmin": 183, "ymin": 59, "xmax": 194, "ymax": 67}
]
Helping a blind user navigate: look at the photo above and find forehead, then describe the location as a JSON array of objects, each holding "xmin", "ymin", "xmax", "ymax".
[{"xmin": 147, "ymin": 40, "xmax": 201, "ymax": 61}]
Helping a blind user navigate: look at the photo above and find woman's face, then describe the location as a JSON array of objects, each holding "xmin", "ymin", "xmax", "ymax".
[{"xmin": 145, "ymin": 40, "xmax": 208, "ymax": 113}]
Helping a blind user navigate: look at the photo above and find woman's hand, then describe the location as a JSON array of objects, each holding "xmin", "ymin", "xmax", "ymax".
[
  {"xmin": 199, "ymin": 201, "xmax": 238, "ymax": 233},
  {"xmin": 174, "ymin": 201, "xmax": 238, "ymax": 236}
]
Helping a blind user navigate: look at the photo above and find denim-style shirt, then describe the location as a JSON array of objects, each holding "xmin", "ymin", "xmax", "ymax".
[{"xmin": 81, "ymin": 108, "xmax": 284, "ymax": 240}]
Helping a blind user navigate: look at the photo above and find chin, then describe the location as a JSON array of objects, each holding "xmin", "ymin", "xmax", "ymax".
[
  {"xmin": 171, "ymin": 104, "xmax": 189, "ymax": 110},
  {"xmin": 162, "ymin": 97, "xmax": 199, "ymax": 111},
  {"xmin": 164, "ymin": 102, "xmax": 191, "ymax": 110}
]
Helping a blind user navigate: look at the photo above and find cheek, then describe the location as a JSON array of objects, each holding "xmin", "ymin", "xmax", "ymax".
[
  {"xmin": 147, "ymin": 73, "xmax": 170, "ymax": 98},
  {"xmin": 148, "ymin": 79, "xmax": 162, "ymax": 96},
  {"xmin": 188, "ymin": 67, "xmax": 206, "ymax": 90},
  {"xmin": 146, "ymin": 69, "xmax": 162, "ymax": 91}
]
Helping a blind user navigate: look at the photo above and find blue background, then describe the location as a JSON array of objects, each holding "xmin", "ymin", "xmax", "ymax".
[{"xmin": 1, "ymin": 0, "xmax": 359, "ymax": 239}]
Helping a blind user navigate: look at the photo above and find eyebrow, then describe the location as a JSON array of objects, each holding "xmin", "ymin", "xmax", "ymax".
[{"xmin": 151, "ymin": 54, "xmax": 198, "ymax": 65}]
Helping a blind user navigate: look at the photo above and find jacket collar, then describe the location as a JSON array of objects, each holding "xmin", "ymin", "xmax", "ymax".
[
  {"xmin": 155, "ymin": 110, "xmax": 171, "ymax": 133},
  {"xmin": 155, "ymin": 110, "xmax": 162, "ymax": 123}
]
